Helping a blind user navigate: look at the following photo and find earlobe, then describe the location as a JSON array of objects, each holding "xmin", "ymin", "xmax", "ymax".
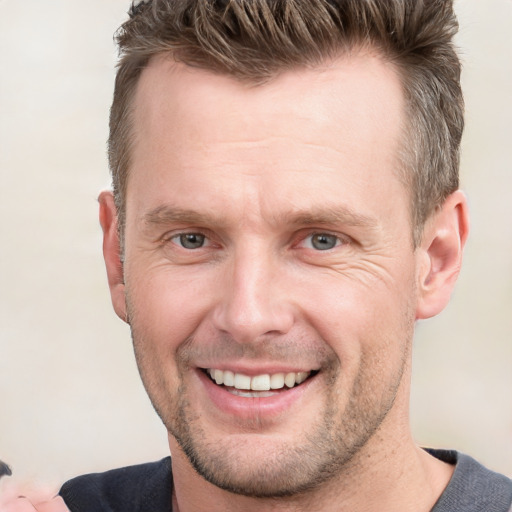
[
  {"xmin": 416, "ymin": 190, "xmax": 470, "ymax": 320},
  {"xmin": 98, "ymin": 190, "xmax": 128, "ymax": 323}
]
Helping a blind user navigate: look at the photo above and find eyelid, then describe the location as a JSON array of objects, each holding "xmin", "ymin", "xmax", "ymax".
[{"xmin": 161, "ymin": 226, "xmax": 208, "ymax": 239}]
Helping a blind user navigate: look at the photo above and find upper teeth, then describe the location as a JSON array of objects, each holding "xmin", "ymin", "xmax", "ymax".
[{"xmin": 207, "ymin": 369, "xmax": 310, "ymax": 391}]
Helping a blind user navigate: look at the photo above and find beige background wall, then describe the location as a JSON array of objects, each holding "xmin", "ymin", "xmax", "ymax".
[{"xmin": 0, "ymin": 0, "xmax": 511, "ymax": 486}]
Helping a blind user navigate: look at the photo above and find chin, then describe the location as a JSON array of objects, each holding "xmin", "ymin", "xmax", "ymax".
[
  {"xmin": 176, "ymin": 432, "xmax": 345, "ymax": 498},
  {"xmin": 166, "ymin": 398, "xmax": 368, "ymax": 498}
]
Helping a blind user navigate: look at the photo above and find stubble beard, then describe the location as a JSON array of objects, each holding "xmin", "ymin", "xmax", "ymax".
[
  {"xmin": 130, "ymin": 323, "xmax": 412, "ymax": 499},
  {"xmin": 166, "ymin": 368, "xmax": 402, "ymax": 498}
]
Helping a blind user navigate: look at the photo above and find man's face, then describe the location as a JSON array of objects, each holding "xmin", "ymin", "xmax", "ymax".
[{"xmin": 121, "ymin": 54, "xmax": 421, "ymax": 496}]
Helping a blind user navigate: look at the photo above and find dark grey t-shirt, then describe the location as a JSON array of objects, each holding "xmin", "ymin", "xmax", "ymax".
[
  {"xmin": 426, "ymin": 449, "xmax": 512, "ymax": 512},
  {"xmin": 60, "ymin": 450, "xmax": 512, "ymax": 511}
]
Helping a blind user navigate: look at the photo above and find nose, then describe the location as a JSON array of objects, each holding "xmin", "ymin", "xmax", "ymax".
[{"xmin": 211, "ymin": 246, "xmax": 295, "ymax": 343}]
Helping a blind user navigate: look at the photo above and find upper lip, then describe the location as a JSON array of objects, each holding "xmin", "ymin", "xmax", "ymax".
[{"xmin": 198, "ymin": 365, "xmax": 319, "ymax": 375}]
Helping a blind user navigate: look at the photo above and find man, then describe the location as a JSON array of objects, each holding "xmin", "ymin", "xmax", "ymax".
[{"xmin": 3, "ymin": 0, "xmax": 511, "ymax": 510}]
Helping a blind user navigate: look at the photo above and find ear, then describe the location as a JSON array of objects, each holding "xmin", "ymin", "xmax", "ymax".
[
  {"xmin": 416, "ymin": 190, "xmax": 470, "ymax": 320},
  {"xmin": 98, "ymin": 190, "xmax": 128, "ymax": 323}
]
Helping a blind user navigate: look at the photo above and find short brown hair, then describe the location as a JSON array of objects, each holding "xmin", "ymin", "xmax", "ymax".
[{"xmin": 109, "ymin": 0, "xmax": 463, "ymax": 245}]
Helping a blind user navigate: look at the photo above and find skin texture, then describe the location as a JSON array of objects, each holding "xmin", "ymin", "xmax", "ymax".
[{"xmin": 99, "ymin": 53, "xmax": 469, "ymax": 512}]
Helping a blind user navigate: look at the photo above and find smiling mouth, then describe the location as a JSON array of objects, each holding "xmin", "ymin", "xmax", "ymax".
[{"xmin": 203, "ymin": 368, "xmax": 317, "ymax": 397}]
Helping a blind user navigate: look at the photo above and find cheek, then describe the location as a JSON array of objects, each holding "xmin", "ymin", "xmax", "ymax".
[
  {"xmin": 125, "ymin": 263, "xmax": 217, "ymax": 353},
  {"xmin": 298, "ymin": 264, "xmax": 417, "ymax": 360}
]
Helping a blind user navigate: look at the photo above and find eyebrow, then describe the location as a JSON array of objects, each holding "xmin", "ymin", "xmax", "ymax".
[
  {"xmin": 281, "ymin": 206, "xmax": 378, "ymax": 230},
  {"xmin": 142, "ymin": 204, "xmax": 379, "ymax": 231},
  {"xmin": 143, "ymin": 205, "xmax": 226, "ymax": 228}
]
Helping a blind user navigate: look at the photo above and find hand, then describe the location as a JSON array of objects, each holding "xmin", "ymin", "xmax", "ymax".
[
  {"xmin": 0, "ymin": 495, "xmax": 69, "ymax": 512},
  {"xmin": 0, "ymin": 483, "xmax": 70, "ymax": 512}
]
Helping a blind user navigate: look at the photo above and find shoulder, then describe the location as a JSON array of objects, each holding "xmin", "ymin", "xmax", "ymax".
[
  {"xmin": 428, "ymin": 449, "xmax": 512, "ymax": 512},
  {"xmin": 59, "ymin": 457, "xmax": 172, "ymax": 512}
]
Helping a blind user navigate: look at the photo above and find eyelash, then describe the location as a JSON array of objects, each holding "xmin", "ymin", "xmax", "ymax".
[{"xmin": 164, "ymin": 230, "xmax": 347, "ymax": 252}]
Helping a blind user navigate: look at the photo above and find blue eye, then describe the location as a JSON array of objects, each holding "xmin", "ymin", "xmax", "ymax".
[
  {"xmin": 173, "ymin": 233, "xmax": 206, "ymax": 249},
  {"xmin": 307, "ymin": 233, "xmax": 340, "ymax": 250}
]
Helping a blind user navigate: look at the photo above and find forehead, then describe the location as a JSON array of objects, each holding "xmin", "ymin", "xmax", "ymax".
[
  {"xmin": 127, "ymin": 53, "xmax": 407, "ymax": 228},
  {"xmin": 133, "ymin": 52, "xmax": 404, "ymax": 146}
]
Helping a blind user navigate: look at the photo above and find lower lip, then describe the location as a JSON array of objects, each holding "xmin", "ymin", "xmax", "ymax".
[{"xmin": 196, "ymin": 369, "xmax": 316, "ymax": 419}]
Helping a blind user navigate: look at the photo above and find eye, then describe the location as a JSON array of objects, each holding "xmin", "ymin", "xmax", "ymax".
[
  {"xmin": 171, "ymin": 233, "xmax": 207, "ymax": 249},
  {"xmin": 303, "ymin": 233, "xmax": 341, "ymax": 251}
]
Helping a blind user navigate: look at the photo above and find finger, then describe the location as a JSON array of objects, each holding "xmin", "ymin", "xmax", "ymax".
[
  {"xmin": 34, "ymin": 496, "xmax": 70, "ymax": 512},
  {"xmin": 1, "ymin": 496, "xmax": 38, "ymax": 512},
  {"xmin": 1, "ymin": 495, "xmax": 70, "ymax": 512}
]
